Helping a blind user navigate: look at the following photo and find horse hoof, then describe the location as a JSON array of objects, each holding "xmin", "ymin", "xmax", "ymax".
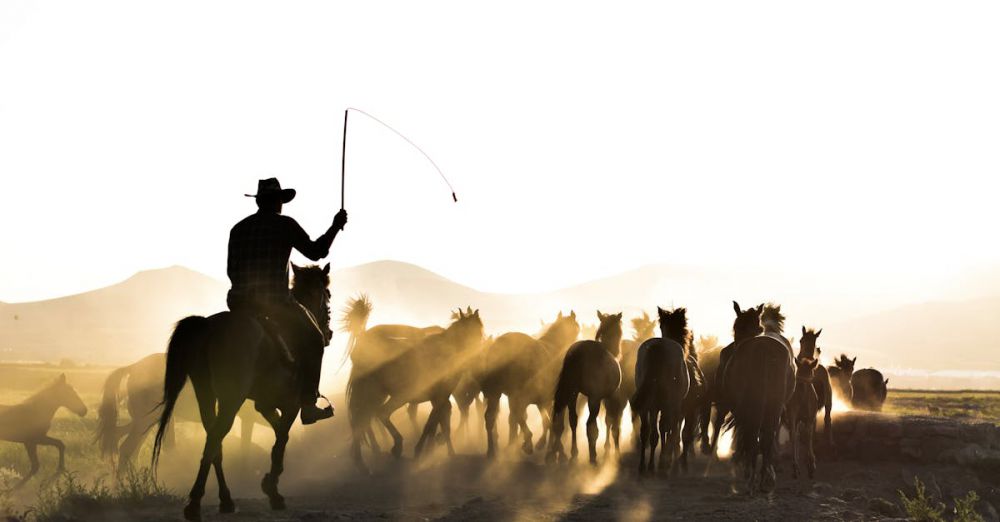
[
  {"xmin": 269, "ymin": 495, "xmax": 286, "ymax": 511},
  {"xmin": 219, "ymin": 498, "xmax": 236, "ymax": 514},
  {"xmin": 391, "ymin": 445, "xmax": 403, "ymax": 459},
  {"xmin": 183, "ymin": 502, "xmax": 201, "ymax": 521},
  {"xmin": 521, "ymin": 442, "xmax": 534, "ymax": 455}
]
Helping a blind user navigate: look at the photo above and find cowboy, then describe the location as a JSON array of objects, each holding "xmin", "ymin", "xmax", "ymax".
[{"xmin": 227, "ymin": 178, "xmax": 348, "ymax": 424}]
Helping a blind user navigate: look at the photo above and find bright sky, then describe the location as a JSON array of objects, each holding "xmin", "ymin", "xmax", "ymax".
[{"xmin": 1, "ymin": 1, "xmax": 998, "ymax": 303}]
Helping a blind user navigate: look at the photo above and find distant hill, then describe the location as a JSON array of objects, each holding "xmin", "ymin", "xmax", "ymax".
[{"xmin": 2, "ymin": 261, "xmax": 999, "ymax": 377}]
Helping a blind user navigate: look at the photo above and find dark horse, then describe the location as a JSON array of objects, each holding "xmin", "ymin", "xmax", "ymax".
[
  {"xmin": 796, "ymin": 327, "xmax": 834, "ymax": 450},
  {"xmin": 851, "ymin": 368, "xmax": 889, "ymax": 411},
  {"xmin": 604, "ymin": 312, "xmax": 656, "ymax": 456},
  {"xmin": 96, "ymin": 353, "xmax": 263, "ymax": 472},
  {"xmin": 0, "ymin": 374, "xmax": 87, "ymax": 489},
  {"xmin": 722, "ymin": 303, "xmax": 795, "ymax": 494},
  {"xmin": 632, "ymin": 307, "xmax": 690, "ymax": 476},
  {"xmin": 784, "ymin": 356, "xmax": 821, "ymax": 479},
  {"xmin": 828, "ymin": 354, "xmax": 856, "ymax": 404},
  {"xmin": 481, "ymin": 311, "xmax": 580, "ymax": 458},
  {"xmin": 152, "ymin": 263, "xmax": 333, "ymax": 521},
  {"xmin": 345, "ymin": 303, "xmax": 484, "ymax": 473},
  {"xmin": 547, "ymin": 311, "xmax": 622, "ymax": 465}
]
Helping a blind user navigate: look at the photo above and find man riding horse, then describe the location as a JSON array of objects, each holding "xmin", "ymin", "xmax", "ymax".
[{"xmin": 227, "ymin": 178, "xmax": 348, "ymax": 425}]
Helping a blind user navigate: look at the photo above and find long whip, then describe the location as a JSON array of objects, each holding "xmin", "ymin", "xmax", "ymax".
[{"xmin": 340, "ymin": 107, "xmax": 458, "ymax": 206}]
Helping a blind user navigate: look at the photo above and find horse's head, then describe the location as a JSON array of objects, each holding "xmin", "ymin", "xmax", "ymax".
[
  {"xmin": 760, "ymin": 303, "xmax": 785, "ymax": 334},
  {"xmin": 656, "ymin": 306, "xmax": 689, "ymax": 345},
  {"xmin": 595, "ymin": 310, "xmax": 623, "ymax": 357},
  {"xmin": 52, "ymin": 374, "xmax": 87, "ymax": 417},
  {"xmin": 796, "ymin": 357, "xmax": 820, "ymax": 383},
  {"xmin": 799, "ymin": 326, "xmax": 822, "ymax": 358},
  {"xmin": 630, "ymin": 311, "xmax": 657, "ymax": 342},
  {"xmin": 835, "ymin": 354, "xmax": 856, "ymax": 374},
  {"xmin": 543, "ymin": 310, "xmax": 580, "ymax": 346},
  {"xmin": 292, "ymin": 263, "xmax": 333, "ymax": 344},
  {"xmin": 732, "ymin": 301, "xmax": 763, "ymax": 342},
  {"xmin": 449, "ymin": 307, "xmax": 485, "ymax": 349}
]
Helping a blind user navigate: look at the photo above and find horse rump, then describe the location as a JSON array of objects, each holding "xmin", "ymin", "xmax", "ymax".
[{"xmin": 151, "ymin": 315, "xmax": 209, "ymax": 469}]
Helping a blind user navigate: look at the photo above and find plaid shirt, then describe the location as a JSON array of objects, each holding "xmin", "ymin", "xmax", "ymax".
[{"xmin": 227, "ymin": 210, "xmax": 335, "ymax": 308}]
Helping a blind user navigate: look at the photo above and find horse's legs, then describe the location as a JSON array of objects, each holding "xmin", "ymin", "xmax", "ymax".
[
  {"xmin": 657, "ymin": 411, "xmax": 671, "ymax": 472},
  {"xmin": 759, "ymin": 412, "xmax": 780, "ymax": 493},
  {"xmin": 14, "ymin": 443, "xmax": 39, "ymax": 489},
  {"xmin": 407, "ymin": 402, "xmax": 420, "ymax": 434},
  {"xmin": 535, "ymin": 405, "xmax": 551, "ymax": 452},
  {"xmin": 414, "ymin": 401, "xmax": 442, "ymax": 459},
  {"xmin": 378, "ymin": 396, "xmax": 408, "ymax": 458},
  {"xmin": 790, "ymin": 416, "xmax": 801, "ymax": 479},
  {"xmin": 805, "ymin": 419, "xmax": 817, "ymax": 479},
  {"xmin": 436, "ymin": 399, "xmax": 455, "ymax": 457},
  {"xmin": 710, "ymin": 403, "xmax": 727, "ymax": 457},
  {"xmin": 647, "ymin": 411, "xmax": 659, "ymax": 473},
  {"xmin": 699, "ymin": 399, "xmax": 714, "ymax": 455},
  {"xmin": 484, "ymin": 392, "xmax": 501, "ymax": 459},
  {"xmin": 212, "ymin": 451, "xmax": 234, "ymax": 514},
  {"xmin": 546, "ymin": 400, "xmax": 568, "ymax": 464},
  {"xmin": 259, "ymin": 407, "xmax": 295, "ymax": 511},
  {"xmin": 508, "ymin": 396, "xmax": 533, "ymax": 454},
  {"xmin": 186, "ymin": 402, "xmax": 240, "ymax": 521},
  {"xmin": 585, "ymin": 397, "xmax": 601, "ymax": 466},
  {"xmin": 637, "ymin": 410, "xmax": 648, "ymax": 475},
  {"xmin": 681, "ymin": 409, "xmax": 696, "ymax": 473},
  {"xmin": 37, "ymin": 436, "xmax": 66, "ymax": 473},
  {"xmin": 567, "ymin": 392, "xmax": 581, "ymax": 460},
  {"xmin": 117, "ymin": 423, "xmax": 148, "ymax": 473}
]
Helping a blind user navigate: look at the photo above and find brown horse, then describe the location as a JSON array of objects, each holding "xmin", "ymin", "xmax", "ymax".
[
  {"xmin": 828, "ymin": 354, "xmax": 856, "ymax": 403},
  {"xmin": 0, "ymin": 374, "xmax": 87, "ymax": 489},
  {"xmin": 679, "ymin": 335, "xmax": 706, "ymax": 473},
  {"xmin": 152, "ymin": 263, "xmax": 333, "ymax": 521},
  {"xmin": 784, "ymin": 357, "xmax": 820, "ymax": 479},
  {"xmin": 604, "ymin": 312, "xmax": 656, "ymax": 456},
  {"xmin": 851, "ymin": 368, "xmax": 889, "ymax": 411},
  {"xmin": 96, "ymin": 353, "xmax": 263, "ymax": 472},
  {"xmin": 481, "ymin": 311, "xmax": 580, "ymax": 458},
  {"xmin": 722, "ymin": 303, "xmax": 795, "ymax": 494},
  {"xmin": 796, "ymin": 327, "xmax": 834, "ymax": 449},
  {"xmin": 547, "ymin": 311, "xmax": 622, "ymax": 465},
  {"xmin": 346, "ymin": 304, "xmax": 484, "ymax": 473},
  {"xmin": 702, "ymin": 302, "xmax": 764, "ymax": 458},
  {"xmin": 632, "ymin": 307, "xmax": 690, "ymax": 476}
]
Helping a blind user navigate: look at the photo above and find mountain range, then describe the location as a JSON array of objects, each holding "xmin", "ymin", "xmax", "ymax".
[{"xmin": 1, "ymin": 261, "xmax": 998, "ymax": 386}]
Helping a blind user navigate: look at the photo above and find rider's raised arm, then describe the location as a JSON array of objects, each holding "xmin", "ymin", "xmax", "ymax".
[{"xmin": 287, "ymin": 217, "xmax": 338, "ymax": 262}]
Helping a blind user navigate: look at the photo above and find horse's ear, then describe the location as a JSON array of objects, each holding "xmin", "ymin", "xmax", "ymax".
[
  {"xmin": 473, "ymin": 309, "xmax": 480, "ymax": 318},
  {"xmin": 597, "ymin": 310, "xmax": 605, "ymax": 321},
  {"xmin": 615, "ymin": 312, "xmax": 623, "ymax": 320},
  {"xmin": 852, "ymin": 357, "xmax": 857, "ymax": 364},
  {"xmin": 815, "ymin": 328, "xmax": 822, "ymax": 337},
  {"xmin": 557, "ymin": 311, "xmax": 563, "ymax": 319},
  {"xmin": 802, "ymin": 326, "xmax": 807, "ymax": 336},
  {"xmin": 322, "ymin": 263, "xmax": 330, "ymax": 275},
  {"xmin": 657, "ymin": 306, "xmax": 666, "ymax": 316},
  {"xmin": 733, "ymin": 301, "xmax": 741, "ymax": 315},
  {"xmin": 456, "ymin": 308, "xmax": 464, "ymax": 319},
  {"xmin": 570, "ymin": 310, "xmax": 576, "ymax": 320},
  {"xmin": 884, "ymin": 378, "xmax": 889, "ymax": 386}
]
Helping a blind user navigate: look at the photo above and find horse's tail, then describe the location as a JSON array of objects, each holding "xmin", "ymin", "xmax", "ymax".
[
  {"xmin": 339, "ymin": 294, "xmax": 373, "ymax": 368},
  {"xmin": 631, "ymin": 344, "xmax": 661, "ymax": 414},
  {"xmin": 95, "ymin": 365, "xmax": 130, "ymax": 458},
  {"xmin": 152, "ymin": 315, "xmax": 208, "ymax": 470},
  {"xmin": 728, "ymin": 346, "xmax": 767, "ymax": 467}
]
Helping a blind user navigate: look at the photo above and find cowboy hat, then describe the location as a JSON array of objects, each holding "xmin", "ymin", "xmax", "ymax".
[{"xmin": 245, "ymin": 178, "xmax": 296, "ymax": 203}]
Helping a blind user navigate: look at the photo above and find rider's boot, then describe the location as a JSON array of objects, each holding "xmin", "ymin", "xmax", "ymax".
[{"xmin": 299, "ymin": 349, "xmax": 333, "ymax": 425}]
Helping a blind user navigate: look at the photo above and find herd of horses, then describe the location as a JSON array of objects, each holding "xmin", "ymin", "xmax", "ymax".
[{"xmin": 0, "ymin": 264, "xmax": 891, "ymax": 520}]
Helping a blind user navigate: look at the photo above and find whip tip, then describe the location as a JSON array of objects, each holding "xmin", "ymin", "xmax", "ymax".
[{"xmin": 452, "ymin": 192, "xmax": 458, "ymax": 203}]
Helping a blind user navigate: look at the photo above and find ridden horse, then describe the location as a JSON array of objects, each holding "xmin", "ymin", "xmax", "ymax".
[
  {"xmin": 632, "ymin": 307, "xmax": 690, "ymax": 476},
  {"xmin": 96, "ymin": 353, "xmax": 263, "ymax": 472},
  {"xmin": 481, "ymin": 311, "xmax": 580, "ymax": 458},
  {"xmin": 722, "ymin": 303, "xmax": 796, "ymax": 494},
  {"xmin": 346, "ymin": 305, "xmax": 484, "ymax": 473},
  {"xmin": 702, "ymin": 302, "xmax": 764, "ymax": 457},
  {"xmin": 796, "ymin": 327, "xmax": 834, "ymax": 449},
  {"xmin": 152, "ymin": 263, "xmax": 334, "ymax": 521},
  {"xmin": 828, "ymin": 355, "xmax": 856, "ymax": 404},
  {"xmin": 604, "ymin": 312, "xmax": 656, "ymax": 456},
  {"xmin": 784, "ymin": 357, "xmax": 820, "ymax": 479},
  {"xmin": 547, "ymin": 311, "xmax": 622, "ymax": 466},
  {"xmin": 851, "ymin": 368, "xmax": 889, "ymax": 411},
  {"xmin": 0, "ymin": 374, "xmax": 87, "ymax": 489}
]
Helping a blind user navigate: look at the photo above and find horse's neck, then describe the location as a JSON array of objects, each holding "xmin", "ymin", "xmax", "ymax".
[
  {"xmin": 598, "ymin": 334, "xmax": 621, "ymax": 356},
  {"xmin": 25, "ymin": 390, "xmax": 61, "ymax": 417}
]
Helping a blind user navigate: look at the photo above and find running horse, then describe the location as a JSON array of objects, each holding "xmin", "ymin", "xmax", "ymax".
[
  {"xmin": 796, "ymin": 327, "xmax": 834, "ymax": 449},
  {"xmin": 0, "ymin": 374, "xmax": 87, "ymax": 489},
  {"xmin": 152, "ymin": 263, "xmax": 334, "ymax": 521},
  {"xmin": 722, "ymin": 303, "xmax": 796, "ymax": 494}
]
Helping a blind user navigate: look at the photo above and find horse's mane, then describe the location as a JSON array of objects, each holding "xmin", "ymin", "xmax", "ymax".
[
  {"xmin": 658, "ymin": 308, "xmax": 689, "ymax": 346},
  {"xmin": 630, "ymin": 312, "xmax": 656, "ymax": 341},
  {"xmin": 595, "ymin": 315, "xmax": 621, "ymax": 343},
  {"xmin": 761, "ymin": 303, "xmax": 785, "ymax": 333}
]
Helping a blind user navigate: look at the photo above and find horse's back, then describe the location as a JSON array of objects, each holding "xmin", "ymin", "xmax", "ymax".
[
  {"xmin": 564, "ymin": 340, "xmax": 621, "ymax": 399},
  {"xmin": 726, "ymin": 336, "xmax": 795, "ymax": 405},
  {"xmin": 634, "ymin": 338, "xmax": 688, "ymax": 406},
  {"xmin": 851, "ymin": 368, "xmax": 887, "ymax": 410},
  {"xmin": 482, "ymin": 332, "xmax": 539, "ymax": 392}
]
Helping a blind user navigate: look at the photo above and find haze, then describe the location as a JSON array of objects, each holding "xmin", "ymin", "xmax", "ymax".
[{"xmin": 1, "ymin": 1, "xmax": 999, "ymax": 312}]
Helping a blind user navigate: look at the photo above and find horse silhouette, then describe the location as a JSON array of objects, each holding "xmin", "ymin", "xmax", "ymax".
[
  {"xmin": 679, "ymin": 335, "xmax": 706, "ymax": 473},
  {"xmin": 851, "ymin": 368, "xmax": 889, "ymax": 411},
  {"xmin": 480, "ymin": 311, "xmax": 580, "ymax": 458},
  {"xmin": 547, "ymin": 311, "xmax": 622, "ymax": 466},
  {"xmin": 604, "ymin": 312, "xmax": 656, "ymax": 457},
  {"xmin": 96, "ymin": 353, "xmax": 263, "ymax": 472},
  {"xmin": 632, "ymin": 307, "xmax": 690, "ymax": 476},
  {"xmin": 785, "ymin": 356, "xmax": 821, "ymax": 479},
  {"xmin": 0, "ymin": 374, "xmax": 87, "ymax": 489},
  {"xmin": 722, "ymin": 303, "xmax": 795, "ymax": 494},
  {"xmin": 796, "ymin": 327, "xmax": 834, "ymax": 450},
  {"xmin": 828, "ymin": 354, "xmax": 856, "ymax": 403},
  {"xmin": 345, "ymin": 302, "xmax": 484, "ymax": 473},
  {"xmin": 152, "ymin": 263, "xmax": 333, "ymax": 521}
]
